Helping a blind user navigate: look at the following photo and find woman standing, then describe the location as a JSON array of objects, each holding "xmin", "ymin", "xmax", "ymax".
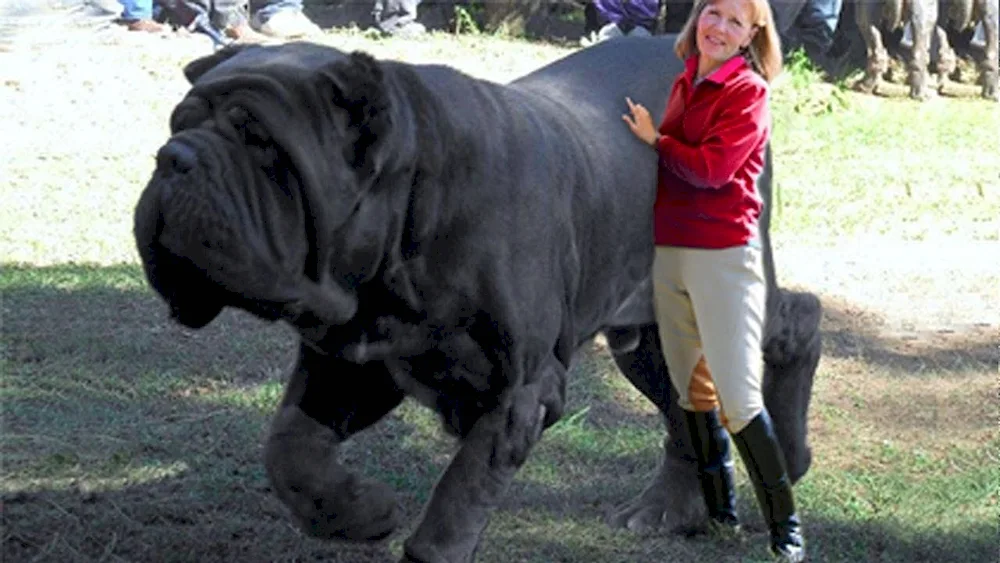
[{"xmin": 622, "ymin": 0, "xmax": 805, "ymax": 561}]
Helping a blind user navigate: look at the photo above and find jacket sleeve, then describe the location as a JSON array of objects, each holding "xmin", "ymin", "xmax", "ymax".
[{"xmin": 655, "ymin": 80, "xmax": 769, "ymax": 189}]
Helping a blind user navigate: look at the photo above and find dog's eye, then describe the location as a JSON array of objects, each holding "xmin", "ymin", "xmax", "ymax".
[
  {"xmin": 227, "ymin": 105, "xmax": 251, "ymax": 127},
  {"xmin": 255, "ymin": 144, "xmax": 279, "ymax": 170},
  {"xmin": 226, "ymin": 106, "xmax": 272, "ymax": 148},
  {"xmin": 171, "ymin": 97, "xmax": 211, "ymax": 132},
  {"xmin": 223, "ymin": 105, "xmax": 280, "ymax": 173},
  {"xmin": 243, "ymin": 121, "xmax": 269, "ymax": 147},
  {"xmin": 226, "ymin": 106, "xmax": 262, "ymax": 141}
]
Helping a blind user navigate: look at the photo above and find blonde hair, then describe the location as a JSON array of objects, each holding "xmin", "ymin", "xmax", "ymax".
[{"xmin": 673, "ymin": 0, "xmax": 783, "ymax": 83}]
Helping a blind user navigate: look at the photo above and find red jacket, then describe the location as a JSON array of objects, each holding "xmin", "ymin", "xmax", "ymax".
[{"xmin": 653, "ymin": 55, "xmax": 770, "ymax": 249}]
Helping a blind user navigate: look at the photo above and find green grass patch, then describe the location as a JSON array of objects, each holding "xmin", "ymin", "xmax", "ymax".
[
  {"xmin": 4, "ymin": 259, "xmax": 996, "ymax": 560},
  {"xmin": 767, "ymin": 52, "xmax": 999, "ymax": 243}
]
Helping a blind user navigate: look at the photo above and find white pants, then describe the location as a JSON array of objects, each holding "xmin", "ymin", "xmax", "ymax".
[{"xmin": 653, "ymin": 245, "xmax": 767, "ymax": 434}]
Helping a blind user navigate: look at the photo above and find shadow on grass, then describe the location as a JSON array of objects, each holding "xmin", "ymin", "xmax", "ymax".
[
  {"xmin": 2, "ymin": 263, "xmax": 995, "ymax": 562},
  {"xmin": 483, "ymin": 508, "xmax": 1000, "ymax": 563},
  {"xmin": 1, "ymin": 263, "xmax": 429, "ymax": 562}
]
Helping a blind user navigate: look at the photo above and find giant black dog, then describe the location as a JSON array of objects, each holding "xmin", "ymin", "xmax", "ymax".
[{"xmin": 134, "ymin": 36, "xmax": 822, "ymax": 563}]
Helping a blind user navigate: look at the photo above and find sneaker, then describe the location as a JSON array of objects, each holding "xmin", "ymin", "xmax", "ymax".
[
  {"xmin": 123, "ymin": 19, "xmax": 165, "ymax": 32},
  {"xmin": 627, "ymin": 26, "xmax": 652, "ymax": 38},
  {"xmin": 971, "ymin": 21, "xmax": 986, "ymax": 49},
  {"xmin": 597, "ymin": 22, "xmax": 624, "ymax": 42},
  {"xmin": 225, "ymin": 22, "xmax": 268, "ymax": 43},
  {"xmin": 900, "ymin": 22, "xmax": 913, "ymax": 48},
  {"xmin": 254, "ymin": 10, "xmax": 321, "ymax": 39}
]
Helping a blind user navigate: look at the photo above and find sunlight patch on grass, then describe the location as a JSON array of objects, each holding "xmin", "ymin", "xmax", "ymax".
[
  {"xmin": 798, "ymin": 443, "xmax": 998, "ymax": 528},
  {"xmin": 0, "ymin": 262, "xmax": 146, "ymax": 290},
  {"xmin": 392, "ymin": 398, "xmax": 458, "ymax": 455},
  {"xmin": 6, "ymin": 365, "xmax": 195, "ymax": 407},
  {"xmin": 3, "ymin": 366, "xmax": 256, "ymax": 489},
  {"xmin": 2, "ymin": 459, "xmax": 191, "ymax": 494},
  {"xmin": 197, "ymin": 380, "xmax": 285, "ymax": 413}
]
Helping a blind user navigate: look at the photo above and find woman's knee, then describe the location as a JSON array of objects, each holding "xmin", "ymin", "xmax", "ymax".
[{"xmin": 722, "ymin": 403, "xmax": 764, "ymax": 434}]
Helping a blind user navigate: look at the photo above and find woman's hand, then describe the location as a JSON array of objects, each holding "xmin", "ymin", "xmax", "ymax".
[{"xmin": 622, "ymin": 97, "xmax": 659, "ymax": 147}]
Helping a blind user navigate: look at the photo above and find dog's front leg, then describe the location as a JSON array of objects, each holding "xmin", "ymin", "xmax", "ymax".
[{"xmin": 401, "ymin": 354, "xmax": 566, "ymax": 563}]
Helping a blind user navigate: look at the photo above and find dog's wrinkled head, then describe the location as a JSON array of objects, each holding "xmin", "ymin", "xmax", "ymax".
[
  {"xmin": 762, "ymin": 289, "xmax": 823, "ymax": 484},
  {"xmin": 134, "ymin": 43, "xmax": 392, "ymax": 332}
]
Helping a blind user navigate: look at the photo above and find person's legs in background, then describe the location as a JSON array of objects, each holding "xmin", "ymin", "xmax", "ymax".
[
  {"xmin": 250, "ymin": 0, "xmax": 321, "ymax": 38},
  {"xmin": 211, "ymin": 0, "xmax": 265, "ymax": 41},
  {"xmin": 816, "ymin": 0, "xmax": 844, "ymax": 38},
  {"xmin": 372, "ymin": 0, "xmax": 425, "ymax": 36},
  {"xmin": 772, "ymin": 0, "xmax": 843, "ymax": 64},
  {"xmin": 770, "ymin": 0, "xmax": 806, "ymax": 52},
  {"xmin": 118, "ymin": 0, "xmax": 165, "ymax": 31},
  {"xmin": 581, "ymin": 0, "xmax": 657, "ymax": 45},
  {"xmin": 583, "ymin": 0, "xmax": 602, "ymax": 35},
  {"xmin": 162, "ymin": 0, "xmax": 265, "ymax": 43},
  {"xmin": 796, "ymin": 0, "xmax": 843, "ymax": 57}
]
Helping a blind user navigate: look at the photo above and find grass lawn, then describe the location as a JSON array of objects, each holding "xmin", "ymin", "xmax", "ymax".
[{"xmin": 1, "ymin": 23, "xmax": 998, "ymax": 563}]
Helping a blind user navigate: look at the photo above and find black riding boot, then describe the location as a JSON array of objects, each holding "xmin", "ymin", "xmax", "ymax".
[
  {"xmin": 684, "ymin": 409, "xmax": 740, "ymax": 533},
  {"xmin": 732, "ymin": 410, "xmax": 806, "ymax": 562}
]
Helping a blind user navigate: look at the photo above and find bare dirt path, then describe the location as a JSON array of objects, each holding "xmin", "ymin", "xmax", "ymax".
[{"xmin": 774, "ymin": 239, "xmax": 998, "ymax": 336}]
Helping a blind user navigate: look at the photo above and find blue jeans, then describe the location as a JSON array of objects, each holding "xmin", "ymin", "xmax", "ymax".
[
  {"xmin": 771, "ymin": 0, "xmax": 842, "ymax": 54},
  {"xmin": 251, "ymin": 0, "xmax": 303, "ymax": 23},
  {"xmin": 168, "ymin": 0, "xmax": 249, "ymax": 30},
  {"xmin": 119, "ymin": 0, "xmax": 154, "ymax": 20},
  {"xmin": 373, "ymin": 0, "xmax": 421, "ymax": 32},
  {"xmin": 593, "ymin": 0, "xmax": 659, "ymax": 32},
  {"xmin": 805, "ymin": 0, "xmax": 843, "ymax": 34}
]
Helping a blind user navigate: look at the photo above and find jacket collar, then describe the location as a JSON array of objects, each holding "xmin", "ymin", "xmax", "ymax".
[{"xmin": 683, "ymin": 54, "xmax": 749, "ymax": 86}]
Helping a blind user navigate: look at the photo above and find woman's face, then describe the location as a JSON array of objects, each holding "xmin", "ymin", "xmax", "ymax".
[{"xmin": 695, "ymin": 0, "xmax": 758, "ymax": 68}]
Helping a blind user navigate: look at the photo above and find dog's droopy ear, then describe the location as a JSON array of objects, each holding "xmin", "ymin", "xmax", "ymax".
[
  {"xmin": 314, "ymin": 51, "xmax": 392, "ymax": 174},
  {"xmin": 183, "ymin": 44, "xmax": 255, "ymax": 85}
]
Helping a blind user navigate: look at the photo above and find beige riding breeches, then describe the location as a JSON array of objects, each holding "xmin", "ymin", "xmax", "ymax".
[{"xmin": 652, "ymin": 244, "xmax": 767, "ymax": 434}]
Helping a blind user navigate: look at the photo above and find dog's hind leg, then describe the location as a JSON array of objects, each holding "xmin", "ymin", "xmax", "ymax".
[
  {"xmin": 264, "ymin": 344, "xmax": 406, "ymax": 542},
  {"xmin": 604, "ymin": 323, "xmax": 706, "ymax": 533}
]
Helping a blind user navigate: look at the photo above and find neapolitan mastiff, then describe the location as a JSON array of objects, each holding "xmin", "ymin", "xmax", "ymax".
[{"xmin": 134, "ymin": 36, "xmax": 822, "ymax": 562}]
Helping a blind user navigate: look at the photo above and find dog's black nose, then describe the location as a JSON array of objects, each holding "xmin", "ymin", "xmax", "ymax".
[{"xmin": 157, "ymin": 142, "xmax": 198, "ymax": 175}]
